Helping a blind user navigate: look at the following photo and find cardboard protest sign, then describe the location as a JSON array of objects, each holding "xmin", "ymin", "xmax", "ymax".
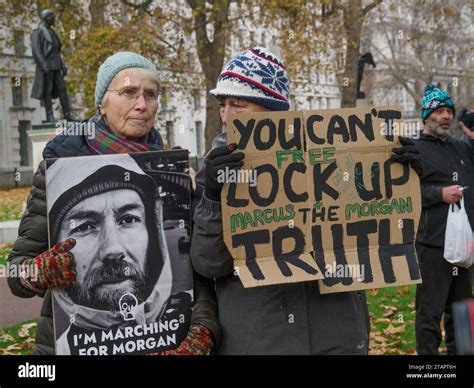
[
  {"xmin": 46, "ymin": 150, "xmax": 193, "ymax": 355},
  {"xmin": 221, "ymin": 106, "xmax": 422, "ymax": 293}
]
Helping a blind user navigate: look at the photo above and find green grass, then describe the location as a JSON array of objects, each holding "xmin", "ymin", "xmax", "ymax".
[
  {"xmin": 367, "ymin": 285, "xmax": 453, "ymax": 355},
  {"xmin": 0, "ymin": 319, "xmax": 38, "ymax": 355},
  {"xmin": 0, "ymin": 245, "xmax": 12, "ymax": 266},
  {"xmin": 367, "ymin": 285, "xmax": 417, "ymax": 354},
  {"xmin": 0, "ymin": 187, "xmax": 29, "ymax": 222},
  {"xmin": 0, "ymin": 204, "xmax": 23, "ymax": 222}
]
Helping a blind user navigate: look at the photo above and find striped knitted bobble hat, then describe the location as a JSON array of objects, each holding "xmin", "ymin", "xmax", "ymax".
[{"xmin": 210, "ymin": 47, "xmax": 290, "ymax": 111}]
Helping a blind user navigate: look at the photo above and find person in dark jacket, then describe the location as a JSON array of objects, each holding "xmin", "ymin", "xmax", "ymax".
[
  {"xmin": 413, "ymin": 84, "xmax": 474, "ymax": 355},
  {"xmin": 191, "ymin": 47, "xmax": 422, "ymax": 355},
  {"xmin": 459, "ymin": 108, "xmax": 474, "ymax": 144},
  {"xmin": 8, "ymin": 51, "xmax": 221, "ymax": 355}
]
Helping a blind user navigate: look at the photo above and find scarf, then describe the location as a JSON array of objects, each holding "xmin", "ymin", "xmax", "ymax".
[{"xmin": 86, "ymin": 115, "xmax": 162, "ymax": 154}]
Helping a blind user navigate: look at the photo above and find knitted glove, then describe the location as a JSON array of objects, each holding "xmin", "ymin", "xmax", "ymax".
[
  {"xmin": 23, "ymin": 239, "xmax": 77, "ymax": 291},
  {"xmin": 204, "ymin": 143, "xmax": 244, "ymax": 201},
  {"xmin": 155, "ymin": 324, "xmax": 215, "ymax": 356},
  {"xmin": 390, "ymin": 136, "xmax": 423, "ymax": 177}
]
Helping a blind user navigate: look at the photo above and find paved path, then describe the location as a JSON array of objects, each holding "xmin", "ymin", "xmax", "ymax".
[
  {"xmin": 0, "ymin": 277, "xmax": 42, "ymax": 328},
  {"xmin": 0, "ymin": 220, "xmax": 20, "ymax": 244}
]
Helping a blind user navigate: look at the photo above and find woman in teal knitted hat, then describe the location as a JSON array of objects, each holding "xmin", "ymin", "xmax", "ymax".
[{"xmin": 7, "ymin": 51, "xmax": 221, "ymax": 355}]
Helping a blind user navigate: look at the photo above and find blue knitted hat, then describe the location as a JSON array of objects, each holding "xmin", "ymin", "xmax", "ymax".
[
  {"xmin": 421, "ymin": 84, "xmax": 455, "ymax": 121},
  {"xmin": 210, "ymin": 47, "xmax": 290, "ymax": 111},
  {"xmin": 94, "ymin": 52, "xmax": 157, "ymax": 107}
]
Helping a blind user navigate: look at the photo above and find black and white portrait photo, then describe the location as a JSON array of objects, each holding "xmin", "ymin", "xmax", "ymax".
[{"xmin": 45, "ymin": 150, "xmax": 193, "ymax": 355}]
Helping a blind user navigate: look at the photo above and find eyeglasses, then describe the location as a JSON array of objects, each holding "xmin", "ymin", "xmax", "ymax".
[{"xmin": 107, "ymin": 87, "xmax": 159, "ymax": 104}]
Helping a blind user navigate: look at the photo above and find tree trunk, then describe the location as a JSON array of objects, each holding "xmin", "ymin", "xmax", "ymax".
[
  {"xmin": 188, "ymin": 0, "xmax": 230, "ymax": 153},
  {"xmin": 340, "ymin": 0, "xmax": 363, "ymax": 108},
  {"xmin": 88, "ymin": 0, "xmax": 108, "ymax": 25},
  {"xmin": 204, "ymin": 92, "xmax": 222, "ymax": 151}
]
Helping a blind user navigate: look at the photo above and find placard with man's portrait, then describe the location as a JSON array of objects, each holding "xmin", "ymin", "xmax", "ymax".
[{"xmin": 46, "ymin": 150, "xmax": 193, "ymax": 355}]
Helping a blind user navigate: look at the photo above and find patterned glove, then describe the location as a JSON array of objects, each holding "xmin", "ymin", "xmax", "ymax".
[
  {"xmin": 23, "ymin": 239, "xmax": 77, "ymax": 291},
  {"xmin": 155, "ymin": 324, "xmax": 215, "ymax": 356}
]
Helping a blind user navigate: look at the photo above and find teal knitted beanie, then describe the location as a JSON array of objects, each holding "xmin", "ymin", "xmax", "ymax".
[
  {"xmin": 421, "ymin": 84, "xmax": 455, "ymax": 121},
  {"xmin": 94, "ymin": 51, "xmax": 157, "ymax": 107}
]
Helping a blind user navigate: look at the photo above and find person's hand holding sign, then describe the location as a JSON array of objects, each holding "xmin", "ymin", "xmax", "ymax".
[
  {"xmin": 152, "ymin": 324, "xmax": 215, "ymax": 356},
  {"xmin": 204, "ymin": 143, "xmax": 244, "ymax": 201},
  {"xmin": 390, "ymin": 136, "xmax": 423, "ymax": 177},
  {"xmin": 21, "ymin": 239, "xmax": 77, "ymax": 292}
]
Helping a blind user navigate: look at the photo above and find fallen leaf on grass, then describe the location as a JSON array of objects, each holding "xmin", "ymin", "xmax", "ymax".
[
  {"xmin": 21, "ymin": 323, "xmax": 37, "ymax": 329},
  {"xmin": 5, "ymin": 343, "xmax": 22, "ymax": 351},
  {"xmin": 371, "ymin": 335, "xmax": 388, "ymax": 344},
  {"xmin": 382, "ymin": 305, "xmax": 398, "ymax": 318},
  {"xmin": 373, "ymin": 318, "xmax": 391, "ymax": 325},
  {"xmin": 385, "ymin": 348, "xmax": 404, "ymax": 355},
  {"xmin": 397, "ymin": 286, "xmax": 411, "ymax": 296},
  {"xmin": 383, "ymin": 323, "xmax": 406, "ymax": 336},
  {"xmin": 1, "ymin": 333, "xmax": 14, "ymax": 341},
  {"xmin": 369, "ymin": 348, "xmax": 384, "ymax": 355},
  {"xmin": 0, "ymin": 349, "xmax": 17, "ymax": 355},
  {"xmin": 18, "ymin": 322, "xmax": 37, "ymax": 338},
  {"xmin": 368, "ymin": 289, "xmax": 378, "ymax": 297},
  {"xmin": 385, "ymin": 340, "xmax": 402, "ymax": 348}
]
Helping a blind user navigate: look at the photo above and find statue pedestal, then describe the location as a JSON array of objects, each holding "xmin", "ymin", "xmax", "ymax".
[
  {"xmin": 28, "ymin": 124, "xmax": 58, "ymax": 170},
  {"xmin": 356, "ymin": 98, "xmax": 369, "ymax": 108}
]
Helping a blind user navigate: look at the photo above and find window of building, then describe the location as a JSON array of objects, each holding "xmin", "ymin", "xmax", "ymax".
[
  {"xmin": 165, "ymin": 121, "xmax": 174, "ymax": 148},
  {"xmin": 195, "ymin": 121, "xmax": 203, "ymax": 156},
  {"xmin": 446, "ymin": 50, "xmax": 455, "ymax": 67},
  {"xmin": 18, "ymin": 120, "xmax": 30, "ymax": 166},
  {"xmin": 193, "ymin": 90, "xmax": 201, "ymax": 111},
  {"xmin": 11, "ymin": 77, "xmax": 25, "ymax": 107},
  {"xmin": 13, "ymin": 30, "xmax": 26, "ymax": 56}
]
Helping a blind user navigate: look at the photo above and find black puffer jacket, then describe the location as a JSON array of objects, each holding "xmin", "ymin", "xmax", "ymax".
[
  {"xmin": 413, "ymin": 134, "xmax": 474, "ymax": 248},
  {"xmin": 7, "ymin": 129, "xmax": 222, "ymax": 355}
]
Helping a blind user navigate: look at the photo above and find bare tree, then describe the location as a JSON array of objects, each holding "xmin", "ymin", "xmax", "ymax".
[
  {"xmin": 258, "ymin": 0, "xmax": 382, "ymax": 108},
  {"xmin": 364, "ymin": 0, "xmax": 473, "ymax": 115}
]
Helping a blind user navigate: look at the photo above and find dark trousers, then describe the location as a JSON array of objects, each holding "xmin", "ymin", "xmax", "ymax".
[
  {"xmin": 44, "ymin": 70, "xmax": 70, "ymax": 119},
  {"xmin": 415, "ymin": 244, "xmax": 472, "ymax": 355}
]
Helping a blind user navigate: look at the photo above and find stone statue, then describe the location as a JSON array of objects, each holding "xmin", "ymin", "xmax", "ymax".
[
  {"xmin": 31, "ymin": 9, "xmax": 73, "ymax": 122},
  {"xmin": 356, "ymin": 52, "xmax": 376, "ymax": 99}
]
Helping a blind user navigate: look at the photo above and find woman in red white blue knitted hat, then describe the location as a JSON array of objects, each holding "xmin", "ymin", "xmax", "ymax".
[
  {"xmin": 210, "ymin": 47, "xmax": 290, "ymax": 112},
  {"xmin": 191, "ymin": 47, "xmax": 373, "ymax": 354}
]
